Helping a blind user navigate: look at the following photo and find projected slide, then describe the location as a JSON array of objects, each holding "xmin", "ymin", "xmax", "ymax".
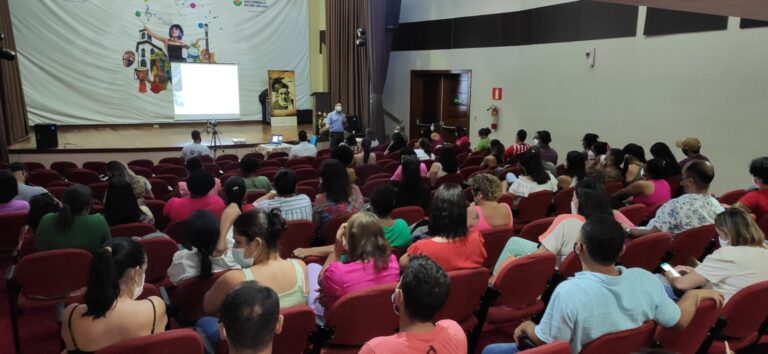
[{"xmin": 171, "ymin": 63, "xmax": 240, "ymax": 120}]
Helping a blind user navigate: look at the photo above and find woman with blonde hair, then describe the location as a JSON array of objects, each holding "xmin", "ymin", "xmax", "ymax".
[
  {"xmin": 662, "ymin": 208, "xmax": 768, "ymax": 303},
  {"xmin": 467, "ymin": 173, "xmax": 513, "ymax": 232},
  {"xmin": 106, "ymin": 161, "xmax": 153, "ymax": 200}
]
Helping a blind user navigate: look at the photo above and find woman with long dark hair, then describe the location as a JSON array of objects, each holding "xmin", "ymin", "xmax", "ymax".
[
  {"xmin": 428, "ymin": 144, "xmax": 460, "ymax": 186},
  {"xmin": 103, "ymin": 177, "xmax": 154, "ymax": 226},
  {"xmin": 481, "ymin": 139, "xmax": 506, "ymax": 171},
  {"xmin": 650, "ymin": 142, "xmax": 682, "ymax": 178},
  {"xmin": 168, "ymin": 210, "xmax": 239, "ymax": 285},
  {"xmin": 385, "ymin": 132, "xmax": 407, "ymax": 155},
  {"xmin": 614, "ymin": 158, "xmax": 672, "ymax": 208},
  {"xmin": 215, "ymin": 176, "xmax": 252, "ymax": 256},
  {"xmin": 622, "ymin": 143, "xmax": 647, "ymax": 184},
  {"xmin": 313, "ymin": 159, "xmax": 364, "ymax": 231},
  {"xmin": 557, "ymin": 151, "xmax": 587, "ymax": 190},
  {"xmin": 354, "ymin": 129, "xmax": 378, "ymax": 167},
  {"xmin": 455, "ymin": 126, "xmax": 470, "ymax": 146},
  {"xmin": 36, "ymin": 184, "xmax": 110, "ymax": 253},
  {"xmin": 503, "ymin": 149, "xmax": 558, "ymax": 206},
  {"xmin": 392, "ymin": 156, "xmax": 431, "ymax": 210},
  {"xmin": 61, "ymin": 238, "xmax": 167, "ymax": 352}
]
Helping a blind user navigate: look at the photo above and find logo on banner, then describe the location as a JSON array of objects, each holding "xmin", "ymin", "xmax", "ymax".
[{"xmin": 492, "ymin": 87, "xmax": 503, "ymax": 101}]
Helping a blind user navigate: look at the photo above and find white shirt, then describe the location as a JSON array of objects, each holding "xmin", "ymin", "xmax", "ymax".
[
  {"xmin": 647, "ymin": 194, "xmax": 725, "ymax": 235},
  {"xmin": 167, "ymin": 246, "xmax": 240, "ymax": 285},
  {"xmin": 696, "ymin": 245, "xmax": 768, "ymax": 303},
  {"xmin": 508, "ymin": 172, "xmax": 558, "ymax": 197},
  {"xmin": 181, "ymin": 143, "xmax": 211, "ymax": 161},
  {"xmin": 289, "ymin": 141, "xmax": 318, "ymax": 159},
  {"xmin": 254, "ymin": 194, "xmax": 313, "ymax": 222}
]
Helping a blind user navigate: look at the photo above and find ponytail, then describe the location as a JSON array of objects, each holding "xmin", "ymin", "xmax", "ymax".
[
  {"xmin": 186, "ymin": 210, "xmax": 219, "ymax": 279},
  {"xmin": 84, "ymin": 238, "xmax": 145, "ymax": 318},
  {"xmin": 362, "ymin": 138, "xmax": 372, "ymax": 164},
  {"xmin": 265, "ymin": 208, "xmax": 287, "ymax": 249},
  {"xmin": 224, "ymin": 176, "xmax": 247, "ymax": 210},
  {"xmin": 57, "ymin": 184, "xmax": 92, "ymax": 232},
  {"xmin": 58, "ymin": 203, "xmax": 74, "ymax": 231}
]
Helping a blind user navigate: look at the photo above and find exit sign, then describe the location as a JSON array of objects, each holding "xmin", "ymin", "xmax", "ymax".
[{"xmin": 492, "ymin": 87, "xmax": 503, "ymax": 100}]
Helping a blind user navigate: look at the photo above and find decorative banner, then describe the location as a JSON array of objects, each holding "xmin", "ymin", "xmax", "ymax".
[
  {"xmin": 10, "ymin": 0, "xmax": 308, "ymax": 125},
  {"xmin": 492, "ymin": 87, "xmax": 503, "ymax": 101},
  {"xmin": 268, "ymin": 70, "xmax": 297, "ymax": 117}
]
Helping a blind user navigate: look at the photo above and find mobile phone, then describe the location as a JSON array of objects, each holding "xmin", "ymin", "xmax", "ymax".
[{"xmin": 660, "ymin": 262, "xmax": 680, "ymax": 277}]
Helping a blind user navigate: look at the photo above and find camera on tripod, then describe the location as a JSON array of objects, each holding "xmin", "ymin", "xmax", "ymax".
[{"xmin": 207, "ymin": 119, "xmax": 218, "ymax": 128}]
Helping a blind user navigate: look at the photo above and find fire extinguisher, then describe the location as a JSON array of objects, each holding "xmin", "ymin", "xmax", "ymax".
[{"xmin": 487, "ymin": 105, "xmax": 499, "ymax": 130}]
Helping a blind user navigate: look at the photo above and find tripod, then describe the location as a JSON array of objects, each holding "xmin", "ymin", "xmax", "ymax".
[{"xmin": 204, "ymin": 120, "xmax": 225, "ymax": 158}]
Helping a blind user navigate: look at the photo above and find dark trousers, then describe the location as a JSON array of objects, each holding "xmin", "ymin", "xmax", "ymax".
[{"xmin": 330, "ymin": 131, "xmax": 345, "ymax": 149}]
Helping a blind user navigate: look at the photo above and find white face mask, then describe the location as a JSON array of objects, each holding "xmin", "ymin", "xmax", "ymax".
[
  {"xmin": 600, "ymin": 155, "xmax": 607, "ymax": 165},
  {"xmin": 718, "ymin": 236, "xmax": 730, "ymax": 248},
  {"xmin": 533, "ymin": 137, "xmax": 540, "ymax": 145},
  {"xmin": 232, "ymin": 247, "xmax": 254, "ymax": 268},
  {"xmin": 132, "ymin": 268, "xmax": 146, "ymax": 300},
  {"xmin": 335, "ymin": 105, "xmax": 342, "ymax": 112},
  {"xmin": 391, "ymin": 290, "xmax": 400, "ymax": 315},
  {"xmin": 751, "ymin": 176, "xmax": 760, "ymax": 189}
]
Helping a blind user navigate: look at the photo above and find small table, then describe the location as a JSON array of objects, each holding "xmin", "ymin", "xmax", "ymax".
[{"xmin": 255, "ymin": 143, "xmax": 294, "ymax": 157}]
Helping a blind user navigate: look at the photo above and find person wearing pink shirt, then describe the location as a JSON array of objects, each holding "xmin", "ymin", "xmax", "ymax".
[{"xmin": 164, "ymin": 170, "xmax": 226, "ymax": 224}]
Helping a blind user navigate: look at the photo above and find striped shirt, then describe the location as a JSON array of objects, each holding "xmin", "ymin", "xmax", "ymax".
[
  {"xmin": 254, "ymin": 194, "xmax": 313, "ymax": 221},
  {"xmin": 504, "ymin": 143, "xmax": 530, "ymax": 158}
]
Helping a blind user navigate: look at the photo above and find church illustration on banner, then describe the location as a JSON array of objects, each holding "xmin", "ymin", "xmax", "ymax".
[{"xmin": 130, "ymin": 29, "xmax": 172, "ymax": 94}]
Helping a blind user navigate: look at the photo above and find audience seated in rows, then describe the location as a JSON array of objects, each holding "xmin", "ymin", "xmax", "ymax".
[
  {"xmin": 428, "ymin": 144, "xmax": 460, "ymax": 185},
  {"xmin": 586, "ymin": 147, "xmax": 624, "ymax": 183},
  {"xmin": 240, "ymin": 155, "xmax": 272, "ymax": 192},
  {"xmin": 613, "ymin": 158, "xmax": 671, "ymax": 208},
  {"xmin": 414, "ymin": 138, "xmax": 434, "ymax": 161},
  {"xmin": 481, "ymin": 139, "xmax": 506, "ymax": 173},
  {"xmin": 386, "ymin": 132, "xmax": 407, "ymax": 155},
  {"xmin": 106, "ymin": 160, "xmax": 153, "ymax": 200},
  {"xmin": 475, "ymin": 127, "xmax": 492, "ymax": 152},
  {"xmin": 164, "ymin": 170, "xmax": 226, "ymax": 224},
  {"xmin": 18, "ymin": 193, "xmax": 60, "ymax": 249},
  {"xmin": 494, "ymin": 179, "xmax": 633, "ymax": 273},
  {"xmin": 391, "ymin": 156, "xmax": 432, "ymax": 211},
  {"xmin": 621, "ymin": 143, "xmax": 646, "ymax": 184},
  {"xmin": 36, "ymin": 184, "xmax": 110, "ymax": 253},
  {"xmin": 220, "ymin": 281, "xmax": 283, "ymax": 354},
  {"xmin": 534, "ymin": 130, "xmax": 558, "ymax": 165},
  {"xmin": 503, "ymin": 129, "xmax": 530, "ymax": 164},
  {"xmin": 353, "ymin": 128, "xmax": 378, "ymax": 167},
  {"xmin": 294, "ymin": 184, "xmax": 412, "ymax": 259},
  {"xmin": 392, "ymin": 148, "xmax": 428, "ymax": 181},
  {"xmin": 676, "ymin": 137, "xmax": 709, "ymax": 168},
  {"xmin": 289, "ymin": 130, "xmax": 317, "ymax": 159},
  {"xmin": 455, "ymin": 126, "xmax": 470, "ymax": 147},
  {"xmin": 253, "ymin": 169, "xmax": 313, "ymax": 221},
  {"xmin": 482, "ymin": 216, "xmax": 723, "ymax": 354},
  {"xmin": 332, "ymin": 145, "xmax": 357, "ymax": 183},
  {"xmin": 631, "ymin": 160, "xmax": 723, "ymax": 238},
  {"xmin": 581, "ymin": 133, "xmax": 599, "ymax": 161},
  {"xmin": 177, "ymin": 157, "xmax": 221, "ymax": 197},
  {"xmin": 735, "ymin": 156, "xmax": 768, "ymax": 219},
  {"xmin": 61, "ymin": 238, "xmax": 168, "ymax": 352},
  {"xmin": 650, "ymin": 142, "xmax": 682, "ymax": 179},
  {"xmin": 584, "ymin": 141, "xmax": 608, "ymax": 176},
  {"xmin": 181, "ymin": 130, "xmax": 211, "ymax": 161},
  {"xmin": 556, "ymin": 151, "xmax": 586, "ymax": 190},
  {"xmin": 313, "ymin": 159, "xmax": 364, "ymax": 232},
  {"xmin": 361, "ymin": 255, "xmax": 466, "ymax": 354},
  {"xmin": 9, "ymin": 162, "xmax": 48, "ymax": 202},
  {"xmin": 217, "ymin": 176, "xmax": 255, "ymax": 257},
  {"xmin": 503, "ymin": 149, "xmax": 558, "ymax": 207},
  {"xmin": 104, "ymin": 177, "xmax": 154, "ymax": 226},
  {"xmin": 429, "ymin": 122, "xmax": 444, "ymax": 147},
  {"xmin": 0, "ymin": 170, "xmax": 30, "ymax": 215},
  {"xmin": 200, "ymin": 209, "xmax": 308, "ymax": 345},
  {"xmin": 309, "ymin": 212, "xmax": 400, "ymax": 317},
  {"xmin": 401, "ymin": 183, "xmax": 487, "ymax": 271},
  {"xmin": 468, "ymin": 173, "xmax": 513, "ymax": 233},
  {"xmin": 168, "ymin": 210, "xmax": 239, "ymax": 285},
  {"xmin": 341, "ymin": 134, "xmax": 359, "ymax": 153},
  {"xmin": 659, "ymin": 208, "xmax": 768, "ymax": 303}
]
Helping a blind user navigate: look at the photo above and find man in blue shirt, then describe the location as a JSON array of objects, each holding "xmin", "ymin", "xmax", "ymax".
[
  {"xmin": 482, "ymin": 215, "xmax": 723, "ymax": 354},
  {"xmin": 326, "ymin": 102, "xmax": 346, "ymax": 149}
]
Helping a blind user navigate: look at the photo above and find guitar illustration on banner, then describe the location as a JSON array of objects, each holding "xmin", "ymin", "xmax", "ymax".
[{"xmin": 200, "ymin": 23, "xmax": 216, "ymax": 64}]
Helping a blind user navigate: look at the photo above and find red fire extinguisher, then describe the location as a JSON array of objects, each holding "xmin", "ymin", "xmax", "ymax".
[{"xmin": 487, "ymin": 105, "xmax": 499, "ymax": 130}]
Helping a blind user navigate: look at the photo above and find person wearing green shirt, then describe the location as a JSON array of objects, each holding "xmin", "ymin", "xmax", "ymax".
[
  {"xmin": 475, "ymin": 127, "xmax": 492, "ymax": 151},
  {"xmin": 240, "ymin": 154, "xmax": 273, "ymax": 191},
  {"xmin": 36, "ymin": 184, "xmax": 110, "ymax": 253}
]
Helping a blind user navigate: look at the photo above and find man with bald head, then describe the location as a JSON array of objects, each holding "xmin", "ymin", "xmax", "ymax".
[{"xmin": 630, "ymin": 160, "xmax": 724, "ymax": 237}]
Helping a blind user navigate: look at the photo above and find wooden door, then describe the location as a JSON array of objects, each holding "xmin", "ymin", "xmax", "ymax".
[{"xmin": 409, "ymin": 70, "xmax": 471, "ymax": 144}]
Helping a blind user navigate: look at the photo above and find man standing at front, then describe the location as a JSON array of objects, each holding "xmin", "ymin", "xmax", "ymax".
[{"xmin": 326, "ymin": 102, "xmax": 347, "ymax": 149}]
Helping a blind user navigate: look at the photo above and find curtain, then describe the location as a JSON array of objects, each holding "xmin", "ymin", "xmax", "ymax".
[
  {"xmin": 326, "ymin": 0, "xmax": 400, "ymax": 142},
  {"xmin": 0, "ymin": 0, "xmax": 28, "ymax": 162}
]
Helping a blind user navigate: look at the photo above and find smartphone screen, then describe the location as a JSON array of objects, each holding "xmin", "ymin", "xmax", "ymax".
[{"xmin": 660, "ymin": 262, "xmax": 680, "ymax": 277}]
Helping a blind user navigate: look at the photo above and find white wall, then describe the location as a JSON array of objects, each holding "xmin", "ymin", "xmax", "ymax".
[{"xmin": 383, "ymin": 5, "xmax": 768, "ymax": 194}]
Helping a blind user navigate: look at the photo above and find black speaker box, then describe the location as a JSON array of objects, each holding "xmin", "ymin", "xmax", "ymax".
[
  {"xmin": 297, "ymin": 109, "xmax": 313, "ymax": 124},
  {"xmin": 34, "ymin": 124, "xmax": 58, "ymax": 149}
]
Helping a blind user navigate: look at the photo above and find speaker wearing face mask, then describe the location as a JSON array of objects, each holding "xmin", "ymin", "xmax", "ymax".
[
  {"xmin": 61, "ymin": 238, "xmax": 168, "ymax": 353},
  {"xmin": 327, "ymin": 102, "xmax": 347, "ymax": 149}
]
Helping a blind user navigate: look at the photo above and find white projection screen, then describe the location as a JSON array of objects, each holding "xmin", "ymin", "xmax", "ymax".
[{"xmin": 171, "ymin": 63, "xmax": 240, "ymax": 121}]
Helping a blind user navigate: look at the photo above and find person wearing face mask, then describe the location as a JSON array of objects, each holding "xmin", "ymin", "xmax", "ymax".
[
  {"xmin": 61, "ymin": 238, "xmax": 168, "ymax": 353},
  {"xmin": 327, "ymin": 102, "xmax": 347, "ymax": 149},
  {"xmin": 734, "ymin": 156, "xmax": 768, "ymax": 219},
  {"xmin": 658, "ymin": 208, "xmax": 768, "ymax": 304},
  {"xmin": 467, "ymin": 173, "xmax": 513, "ymax": 233},
  {"xmin": 493, "ymin": 179, "xmax": 633, "ymax": 274},
  {"xmin": 630, "ymin": 160, "xmax": 724, "ymax": 238},
  {"xmin": 360, "ymin": 255, "xmax": 466, "ymax": 354},
  {"xmin": 200, "ymin": 209, "xmax": 308, "ymax": 346}
]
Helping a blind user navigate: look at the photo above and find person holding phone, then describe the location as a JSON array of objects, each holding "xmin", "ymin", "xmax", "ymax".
[{"xmin": 659, "ymin": 208, "xmax": 768, "ymax": 303}]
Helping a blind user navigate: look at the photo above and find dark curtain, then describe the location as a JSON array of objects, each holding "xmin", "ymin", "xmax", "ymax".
[
  {"xmin": 0, "ymin": 0, "xmax": 29, "ymax": 162},
  {"xmin": 326, "ymin": 0, "xmax": 400, "ymax": 142}
]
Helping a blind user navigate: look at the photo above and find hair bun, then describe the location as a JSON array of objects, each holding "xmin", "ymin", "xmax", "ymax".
[{"xmin": 266, "ymin": 208, "xmax": 287, "ymax": 236}]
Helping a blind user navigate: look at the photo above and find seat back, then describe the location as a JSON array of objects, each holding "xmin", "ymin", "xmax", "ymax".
[
  {"xmin": 719, "ymin": 280, "xmax": 768, "ymax": 339},
  {"xmin": 50, "ymin": 161, "xmax": 78, "ymax": 175},
  {"xmin": 82, "ymin": 161, "xmax": 108, "ymax": 175},
  {"xmin": 14, "ymin": 249, "xmax": 92, "ymax": 299},
  {"xmin": 552, "ymin": 187, "xmax": 575, "ymax": 216},
  {"xmin": 355, "ymin": 164, "xmax": 382, "ymax": 185},
  {"xmin": 758, "ymin": 215, "xmax": 768, "ymax": 238},
  {"xmin": 667, "ymin": 224, "xmax": 716, "ymax": 266},
  {"xmin": 215, "ymin": 154, "xmax": 239, "ymax": 163},
  {"xmin": 514, "ymin": 190, "xmax": 554, "ymax": 224},
  {"xmin": 655, "ymin": 299, "xmax": 720, "ymax": 354},
  {"xmin": 144, "ymin": 199, "xmax": 168, "ymax": 230},
  {"xmin": 493, "ymin": 252, "xmax": 556, "ymax": 308},
  {"xmin": 273, "ymin": 305, "xmax": 315, "ymax": 354},
  {"xmin": 297, "ymin": 178, "xmax": 320, "ymax": 192},
  {"xmin": 89, "ymin": 182, "xmax": 109, "ymax": 202},
  {"xmin": 245, "ymin": 190, "xmax": 268, "ymax": 204},
  {"xmin": 165, "ymin": 220, "xmax": 190, "ymax": 245},
  {"xmin": 96, "ymin": 329, "xmax": 204, "ymax": 354},
  {"xmin": 517, "ymin": 217, "xmax": 556, "ymax": 243},
  {"xmin": 481, "ymin": 226, "xmax": 516, "ymax": 269},
  {"xmin": 173, "ymin": 272, "xmax": 228, "ymax": 324},
  {"xmin": 155, "ymin": 165, "xmax": 187, "ymax": 179},
  {"xmin": 267, "ymin": 151, "xmax": 288, "ymax": 159},
  {"xmin": 27, "ymin": 169, "xmax": 62, "ymax": 187},
  {"xmin": 434, "ymin": 173, "xmax": 464, "ymax": 190},
  {"xmin": 279, "ymin": 220, "xmax": 315, "ymax": 259},
  {"xmin": 110, "ymin": 223, "xmax": 157, "ymax": 238},
  {"xmin": 391, "ymin": 206, "xmax": 425, "ymax": 226},
  {"xmin": 460, "ymin": 166, "xmax": 483, "ymax": 180},
  {"xmin": 66, "ymin": 168, "xmax": 103, "ymax": 185},
  {"xmin": 433, "ymin": 268, "xmax": 490, "ymax": 328},
  {"xmin": 604, "ymin": 181, "xmax": 624, "ymax": 196},
  {"xmin": 129, "ymin": 166, "xmax": 153, "ymax": 179},
  {"xmin": 323, "ymin": 213, "xmax": 352, "ymax": 245},
  {"xmin": 294, "ymin": 168, "xmax": 318, "ymax": 182},
  {"xmin": 138, "ymin": 237, "xmax": 179, "ymax": 284},
  {"xmin": 619, "ymin": 232, "xmax": 671, "ymax": 272},
  {"xmin": 159, "ymin": 157, "xmax": 185, "ymax": 166},
  {"xmin": 523, "ymin": 341, "xmax": 571, "ymax": 354},
  {"xmin": 362, "ymin": 178, "xmax": 390, "ymax": 199},
  {"xmin": 579, "ymin": 321, "xmax": 656, "ymax": 354},
  {"xmin": 257, "ymin": 159, "xmax": 281, "ymax": 169},
  {"xmin": 296, "ymin": 186, "xmax": 316, "ymax": 202},
  {"xmin": 462, "ymin": 155, "xmax": 485, "ymax": 167},
  {"xmin": 325, "ymin": 283, "xmax": 399, "ymax": 346},
  {"xmin": 558, "ymin": 252, "xmax": 581, "ymax": 279},
  {"xmin": 382, "ymin": 161, "xmax": 400, "ymax": 175},
  {"xmin": 717, "ymin": 189, "xmax": 747, "ymax": 206},
  {"xmin": 128, "ymin": 159, "xmax": 155, "ymax": 169},
  {"xmin": 0, "ymin": 212, "xmax": 28, "ymax": 253},
  {"xmin": 617, "ymin": 204, "xmax": 647, "ymax": 226},
  {"xmin": 148, "ymin": 178, "xmax": 173, "ymax": 200}
]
